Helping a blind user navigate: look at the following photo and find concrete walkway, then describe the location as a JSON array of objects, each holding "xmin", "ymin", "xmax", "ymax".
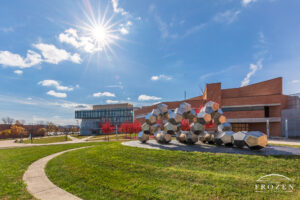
[
  {"xmin": 268, "ymin": 138, "xmax": 300, "ymax": 146},
  {"xmin": 23, "ymin": 147, "xmax": 89, "ymax": 200},
  {"xmin": 0, "ymin": 135, "xmax": 95, "ymax": 149},
  {"xmin": 123, "ymin": 140, "xmax": 300, "ymax": 155}
]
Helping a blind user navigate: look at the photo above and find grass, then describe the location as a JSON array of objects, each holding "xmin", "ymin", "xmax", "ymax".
[
  {"xmin": 71, "ymin": 134, "xmax": 90, "ymax": 139},
  {"xmin": 22, "ymin": 136, "xmax": 71, "ymax": 144},
  {"xmin": 0, "ymin": 142, "xmax": 100, "ymax": 199},
  {"xmin": 88, "ymin": 134, "xmax": 136, "ymax": 141},
  {"xmin": 46, "ymin": 142, "xmax": 300, "ymax": 200}
]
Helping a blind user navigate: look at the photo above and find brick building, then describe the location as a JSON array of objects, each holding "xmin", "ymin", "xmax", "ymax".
[{"xmin": 135, "ymin": 77, "xmax": 300, "ymax": 137}]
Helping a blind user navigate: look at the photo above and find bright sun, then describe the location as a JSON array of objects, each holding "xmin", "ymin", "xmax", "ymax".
[
  {"xmin": 91, "ymin": 25, "xmax": 108, "ymax": 44},
  {"xmin": 76, "ymin": 1, "xmax": 121, "ymax": 55}
]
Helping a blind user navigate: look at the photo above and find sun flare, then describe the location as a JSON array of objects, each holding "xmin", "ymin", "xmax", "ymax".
[{"xmin": 91, "ymin": 25, "xmax": 108, "ymax": 43}]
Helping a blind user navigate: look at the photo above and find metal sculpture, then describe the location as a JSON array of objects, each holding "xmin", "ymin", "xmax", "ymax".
[{"xmin": 138, "ymin": 101, "xmax": 268, "ymax": 150}]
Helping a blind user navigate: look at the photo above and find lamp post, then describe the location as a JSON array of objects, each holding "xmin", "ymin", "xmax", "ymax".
[
  {"xmin": 285, "ymin": 119, "xmax": 288, "ymax": 138},
  {"xmin": 266, "ymin": 119, "xmax": 270, "ymax": 138}
]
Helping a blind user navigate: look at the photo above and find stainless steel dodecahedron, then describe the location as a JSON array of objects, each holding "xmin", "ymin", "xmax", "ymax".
[
  {"xmin": 183, "ymin": 109, "xmax": 197, "ymax": 123},
  {"xmin": 154, "ymin": 131, "xmax": 172, "ymax": 144},
  {"xmin": 176, "ymin": 131, "xmax": 198, "ymax": 144},
  {"xmin": 244, "ymin": 131, "xmax": 267, "ymax": 150},
  {"xmin": 211, "ymin": 109, "xmax": 226, "ymax": 125},
  {"xmin": 217, "ymin": 122, "xmax": 231, "ymax": 132},
  {"xmin": 190, "ymin": 122, "xmax": 204, "ymax": 135},
  {"xmin": 145, "ymin": 113, "xmax": 157, "ymax": 125},
  {"xmin": 197, "ymin": 111, "xmax": 212, "ymax": 124},
  {"xmin": 141, "ymin": 123, "xmax": 151, "ymax": 134},
  {"xmin": 198, "ymin": 131, "xmax": 214, "ymax": 144},
  {"xmin": 180, "ymin": 102, "xmax": 192, "ymax": 113},
  {"xmin": 232, "ymin": 131, "xmax": 247, "ymax": 148},
  {"xmin": 214, "ymin": 131, "xmax": 234, "ymax": 146},
  {"xmin": 138, "ymin": 131, "xmax": 149, "ymax": 143},
  {"xmin": 164, "ymin": 122, "xmax": 177, "ymax": 135},
  {"xmin": 157, "ymin": 103, "xmax": 168, "ymax": 114}
]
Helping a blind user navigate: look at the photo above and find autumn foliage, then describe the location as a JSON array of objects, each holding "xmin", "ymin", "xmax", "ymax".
[
  {"xmin": 101, "ymin": 122, "xmax": 115, "ymax": 134},
  {"xmin": 181, "ymin": 119, "xmax": 190, "ymax": 131}
]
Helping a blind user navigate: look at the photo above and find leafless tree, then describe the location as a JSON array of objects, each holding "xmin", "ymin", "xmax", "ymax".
[{"xmin": 2, "ymin": 117, "xmax": 15, "ymax": 125}]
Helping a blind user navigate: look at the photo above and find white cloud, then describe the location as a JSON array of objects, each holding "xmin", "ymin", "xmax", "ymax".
[
  {"xmin": 242, "ymin": 0, "xmax": 257, "ymax": 6},
  {"xmin": 0, "ymin": 50, "xmax": 42, "ymax": 68},
  {"xmin": 120, "ymin": 27, "xmax": 129, "ymax": 35},
  {"xmin": 46, "ymin": 90, "xmax": 67, "ymax": 98},
  {"xmin": 33, "ymin": 43, "xmax": 81, "ymax": 64},
  {"xmin": 151, "ymin": 74, "xmax": 172, "ymax": 81},
  {"xmin": 241, "ymin": 59, "xmax": 263, "ymax": 87},
  {"xmin": 93, "ymin": 92, "xmax": 116, "ymax": 97},
  {"xmin": 14, "ymin": 70, "xmax": 23, "ymax": 75},
  {"xmin": 58, "ymin": 28, "xmax": 80, "ymax": 48},
  {"xmin": 59, "ymin": 28, "xmax": 101, "ymax": 53},
  {"xmin": 106, "ymin": 99, "xmax": 119, "ymax": 104},
  {"xmin": 291, "ymin": 80, "xmax": 300, "ymax": 84},
  {"xmin": 38, "ymin": 80, "xmax": 74, "ymax": 91},
  {"xmin": 111, "ymin": 0, "xmax": 128, "ymax": 16},
  {"xmin": 213, "ymin": 10, "xmax": 241, "ymax": 24},
  {"xmin": 138, "ymin": 94, "xmax": 162, "ymax": 101}
]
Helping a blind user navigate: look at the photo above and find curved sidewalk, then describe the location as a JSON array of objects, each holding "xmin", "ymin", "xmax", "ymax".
[{"xmin": 23, "ymin": 147, "xmax": 90, "ymax": 200}]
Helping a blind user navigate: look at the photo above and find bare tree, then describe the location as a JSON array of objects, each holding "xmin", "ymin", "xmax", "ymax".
[{"xmin": 2, "ymin": 117, "xmax": 15, "ymax": 125}]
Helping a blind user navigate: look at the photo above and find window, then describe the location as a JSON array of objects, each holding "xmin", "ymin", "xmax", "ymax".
[
  {"xmin": 231, "ymin": 123, "xmax": 249, "ymax": 132},
  {"xmin": 264, "ymin": 106, "xmax": 270, "ymax": 118}
]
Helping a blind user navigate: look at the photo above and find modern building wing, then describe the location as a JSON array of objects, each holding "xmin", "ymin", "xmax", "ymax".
[
  {"xmin": 75, "ymin": 103, "xmax": 134, "ymax": 135},
  {"xmin": 135, "ymin": 77, "xmax": 300, "ymax": 137}
]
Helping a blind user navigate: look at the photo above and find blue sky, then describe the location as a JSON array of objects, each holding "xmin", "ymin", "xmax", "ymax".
[{"xmin": 0, "ymin": 0, "xmax": 300, "ymax": 125}]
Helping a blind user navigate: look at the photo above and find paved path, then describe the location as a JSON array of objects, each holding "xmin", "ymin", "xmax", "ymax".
[
  {"xmin": 268, "ymin": 138, "xmax": 300, "ymax": 146},
  {"xmin": 123, "ymin": 140, "xmax": 300, "ymax": 156},
  {"xmin": 0, "ymin": 135, "xmax": 96, "ymax": 149},
  {"xmin": 23, "ymin": 147, "xmax": 90, "ymax": 200}
]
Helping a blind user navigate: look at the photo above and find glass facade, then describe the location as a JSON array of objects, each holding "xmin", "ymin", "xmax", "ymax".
[{"xmin": 75, "ymin": 108, "xmax": 134, "ymax": 125}]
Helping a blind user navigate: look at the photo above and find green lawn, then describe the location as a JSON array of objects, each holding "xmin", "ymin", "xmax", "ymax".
[
  {"xmin": 46, "ymin": 142, "xmax": 300, "ymax": 200},
  {"xmin": 71, "ymin": 134, "xmax": 90, "ymax": 139},
  {"xmin": 0, "ymin": 142, "xmax": 100, "ymax": 199},
  {"xmin": 22, "ymin": 136, "xmax": 71, "ymax": 144}
]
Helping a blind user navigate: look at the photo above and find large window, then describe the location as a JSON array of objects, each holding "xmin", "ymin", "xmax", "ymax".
[{"xmin": 231, "ymin": 123, "xmax": 249, "ymax": 132}]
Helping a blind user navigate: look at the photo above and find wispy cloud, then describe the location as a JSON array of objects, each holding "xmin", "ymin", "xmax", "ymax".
[
  {"xmin": 46, "ymin": 90, "xmax": 67, "ymax": 98},
  {"xmin": 151, "ymin": 74, "xmax": 172, "ymax": 81},
  {"xmin": 241, "ymin": 59, "xmax": 263, "ymax": 87},
  {"xmin": 14, "ymin": 70, "xmax": 23, "ymax": 75},
  {"xmin": 93, "ymin": 92, "xmax": 116, "ymax": 97},
  {"xmin": 213, "ymin": 10, "xmax": 241, "ymax": 24},
  {"xmin": 242, "ymin": 0, "xmax": 257, "ymax": 7},
  {"xmin": 149, "ymin": 5, "xmax": 205, "ymax": 40},
  {"xmin": 106, "ymin": 99, "xmax": 119, "ymax": 104},
  {"xmin": 106, "ymin": 82, "xmax": 124, "ymax": 89},
  {"xmin": 0, "ymin": 26, "xmax": 14, "ymax": 33},
  {"xmin": 200, "ymin": 66, "xmax": 236, "ymax": 80},
  {"xmin": 111, "ymin": 0, "xmax": 128, "ymax": 16},
  {"xmin": 0, "ymin": 95, "xmax": 91, "ymax": 110},
  {"xmin": 138, "ymin": 94, "xmax": 162, "ymax": 101},
  {"xmin": 38, "ymin": 80, "xmax": 74, "ymax": 91},
  {"xmin": 182, "ymin": 23, "xmax": 206, "ymax": 38},
  {"xmin": 291, "ymin": 80, "xmax": 300, "ymax": 84}
]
